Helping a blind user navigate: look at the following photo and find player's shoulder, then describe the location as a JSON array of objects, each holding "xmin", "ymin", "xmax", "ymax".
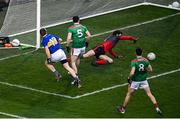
[
  {"xmin": 131, "ymin": 57, "xmax": 148, "ymax": 63},
  {"xmin": 142, "ymin": 57, "xmax": 149, "ymax": 62},
  {"xmin": 131, "ymin": 58, "xmax": 138, "ymax": 63},
  {"xmin": 68, "ymin": 25, "xmax": 76, "ymax": 29}
]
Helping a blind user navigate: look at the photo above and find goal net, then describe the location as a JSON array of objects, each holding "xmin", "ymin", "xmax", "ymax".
[{"xmin": 0, "ymin": 0, "xmax": 178, "ymax": 59}]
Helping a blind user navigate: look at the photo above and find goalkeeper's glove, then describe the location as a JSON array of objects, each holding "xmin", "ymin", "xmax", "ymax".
[
  {"xmin": 85, "ymin": 42, "xmax": 89, "ymax": 48},
  {"xmin": 127, "ymin": 77, "xmax": 132, "ymax": 85},
  {"xmin": 47, "ymin": 58, "xmax": 53, "ymax": 65},
  {"xmin": 66, "ymin": 46, "xmax": 70, "ymax": 53}
]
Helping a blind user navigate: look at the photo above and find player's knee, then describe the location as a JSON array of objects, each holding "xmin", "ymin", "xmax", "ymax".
[
  {"xmin": 83, "ymin": 54, "xmax": 87, "ymax": 58},
  {"xmin": 147, "ymin": 93, "xmax": 153, "ymax": 97},
  {"xmin": 126, "ymin": 92, "xmax": 133, "ymax": 97},
  {"xmin": 108, "ymin": 59, "xmax": 113, "ymax": 64},
  {"xmin": 45, "ymin": 61, "xmax": 48, "ymax": 66}
]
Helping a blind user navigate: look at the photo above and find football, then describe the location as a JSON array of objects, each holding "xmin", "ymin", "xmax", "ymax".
[
  {"xmin": 147, "ymin": 52, "xmax": 156, "ymax": 61},
  {"xmin": 11, "ymin": 39, "xmax": 20, "ymax": 47},
  {"xmin": 172, "ymin": 1, "xmax": 180, "ymax": 8}
]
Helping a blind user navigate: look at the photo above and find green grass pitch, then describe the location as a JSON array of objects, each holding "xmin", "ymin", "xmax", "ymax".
[{"xmin": 0, "ymin": 5, "xmax": 180, "ymax": 118}]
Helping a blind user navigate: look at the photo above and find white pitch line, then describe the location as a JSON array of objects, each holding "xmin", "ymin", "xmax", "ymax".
[
  {"xmin": 0, "ymin": 68, "xmax": 179, "ymax": 99},
  {"xmin": 91, "ymin": 12, "xmax": 180, "ymax": 37},
  {"xmin": 0, "ymin": 49, "xmax": 37, "ymax": 61},
  {"xmin": 1, "ymin": 12, "xmax": 179, "ymax": 61},
  {"xmin": 0, "ymin": 111, "xmax": 25, "ymax": 118},
  {"xmin": 0, "ymin": 81, "xmax": 74, "ymax": 99},
  {"xmin": 72, "ymin": 68, "xmax": 180, "ymax": 99},
  {"xmin": 60, "ymin": 12, "xmax": 180, "ymax": 45},
  {"xmin": 92, "ymin": 12, "xmax": 180, "ymax": 37}
]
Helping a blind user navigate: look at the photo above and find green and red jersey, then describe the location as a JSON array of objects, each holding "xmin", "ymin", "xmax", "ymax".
[
  {"xmin": 68, "ymin": 23, "xmax": 88, "ymax": 48},
  {"xmin": 130, "ymin": 57, "xmax": 150, "ymax": 81}
]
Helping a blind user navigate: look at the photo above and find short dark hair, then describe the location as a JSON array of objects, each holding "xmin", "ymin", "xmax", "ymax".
[
  {"xmin": 72, "ymin": 16, "xmax": 79, "ymax": 23},
  {"xmin": 136, "ymin": 48, "xmax": 143, "ymax": 56},
  {"xmin": 40, "ymin": 28, "xmax": 47, "ymax": 36},
  {"xmin": 112, "ymin": 30, "xmax": 123, "ymax": 36}
]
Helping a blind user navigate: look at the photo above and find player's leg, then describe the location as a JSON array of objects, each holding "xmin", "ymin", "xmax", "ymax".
[
  {"xmin": 91, "ymin": 55, "xmax": 112, "ymax": 66},
  {"xmin": 62, "ymin": 61, "xmax": 81, "ymax": 88},
  {"xmin": 118, "ymin": 81, "xmax": 140, "ymax": 114},
  {"xmin": 45, "ymin": 60, "xmax": 61, "ymax": 81},
  {"xmin": 144, "ymin": 86, "xmax": 162, "ymax": 115},
  {"xmin": 71, "ymin": 48, "xmax": 84, "ymax": 74},
  {"xmin": 51, "ymin": 49, "xmax": 71, "ymax": 81},
  {"xmin": 83, "ymin": 49, "xmax": 95, "ymax": 58},
  {"xmin": 118, "ymin": 85, "xmax": 135, "ymax": 114},
  {"xmin": 71, "ymin": 55, "xmax": 78, "ymax": 74},
  {"xmin": 142, "ymin": 80, "xmax": 162, "ymax": 115},
  {"xmin": 99, "ymin": 55, "xmax": 113, "ymax": 64}
]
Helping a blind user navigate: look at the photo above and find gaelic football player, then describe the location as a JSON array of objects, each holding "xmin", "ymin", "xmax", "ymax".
[
  {"xmin": 117, "ymin": 48, "xmax": 162, "ymax": 115},
  {"xmin": 40, "ymin": 28, "xmax": 81, "ymax": 88},
  {"xmin": 83, "ymin": 30, "xmax": 137, "ymax": 66},
  {"xmin": 66, "ymin": 16, "xmax": 91, "ymax": 74}
]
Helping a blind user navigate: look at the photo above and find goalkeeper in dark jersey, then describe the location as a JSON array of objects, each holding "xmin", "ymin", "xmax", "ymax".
[
  {"xmin": 117, "ymin": 48, "xmax": 162, "ymax": 115},
  {"xmin": 83, "ymin": 30, "xmax": 137, "ymax": 66}
]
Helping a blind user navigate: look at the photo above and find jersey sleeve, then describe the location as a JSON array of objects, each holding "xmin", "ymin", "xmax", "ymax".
[
  {"xmin": 83, "ymin": 26, "xmax": 88, "ymax": 33},
  {"xmin": 53, "ymin": 35, "xmax": 61, "ymax": 42},
  {"xmin": 68, "ymin": 27, "xmax": 73, "ymax": 33},
  {"xmin": 119, "ymin": 36, "xmax": 136, "ymax": 41},
  {"xmin": 41, "ymin": 38, "xmax": 47, "ymax": 48},
  {"xmin": 130, "ymin": 61, "xmax": 136, "ymax": 68}
]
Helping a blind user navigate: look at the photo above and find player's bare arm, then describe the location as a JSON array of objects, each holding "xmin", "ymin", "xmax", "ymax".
[
  {"xmin": 146, "ymin": 64, "xmax": 153, "ymax": 72},
  {"xmin": 86, "ymin": 31, "xmax": 91, "ymax": 41},
  {"xmin": 128, "ymin": 67, "xmax": 135, "ymax": 79},
  {"xmin": 66, "ymin": 32, "xmax": 72, "ymax": 53},
  {"xmin": 66, "ymin": 32, "xmax": 72, "ymax": 46},
  {"xmin": 45, "ymin": 46, "xmax": 51, "ymax": 59}
]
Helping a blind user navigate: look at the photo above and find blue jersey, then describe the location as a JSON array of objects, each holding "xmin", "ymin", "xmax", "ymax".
[{"xmin": 41, "ymin": 34, "xmax": 63, "ymax": 54}]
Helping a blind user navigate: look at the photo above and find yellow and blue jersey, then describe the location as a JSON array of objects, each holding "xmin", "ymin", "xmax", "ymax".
[{"xmin": 41, "ymin": 34, "xmax": 63, "ymax": 54}]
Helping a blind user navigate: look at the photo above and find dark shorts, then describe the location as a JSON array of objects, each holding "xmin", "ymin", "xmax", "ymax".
[
  {"xmin": 93, "ymin": 45, "xmax": 105, "ymax": 59},
  {"xmin": 60, "ymin": 59, "xmax": 68, "ymax": 64}
]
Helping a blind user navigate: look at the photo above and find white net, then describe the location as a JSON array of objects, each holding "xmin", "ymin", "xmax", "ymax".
[
  {"xmin": 146, "ymin": 0, "xmax": 180, "ymax": 6},
  {"xmin": 0, "ymin": 0, "xmax": 144, "ymax": 46},
  {"xmin": 41, "ymin": 0, "xmax": 144, "ymax": 27},
  {"xmin": 0, "ymin": 0, "xmax": 178, "ymax": 46}
]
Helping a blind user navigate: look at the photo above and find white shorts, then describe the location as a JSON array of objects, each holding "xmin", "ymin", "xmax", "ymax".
[
  {"xmin": 51, "ymin": 49, "xmax": 67, "ymax": 62},
  {"xmin": 130, "ymin": 80, "xmax": 149, "ymax": 90},
  {"xmin": 71, "ymin": 47, "xmax": 86, "ymax": 56}
]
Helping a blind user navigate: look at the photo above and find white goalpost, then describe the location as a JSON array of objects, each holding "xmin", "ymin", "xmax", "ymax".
[{"xmin": 36, "ymin": 0, "xmax": 40, "ymax": 49}]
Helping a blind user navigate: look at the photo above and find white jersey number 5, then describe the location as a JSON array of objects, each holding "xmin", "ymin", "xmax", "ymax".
[{"xmin": 77, "ymin": 29, "xmax": 83, "ymax": 38}]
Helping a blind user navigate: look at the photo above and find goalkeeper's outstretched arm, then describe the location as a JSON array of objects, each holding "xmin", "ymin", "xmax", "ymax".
[
  {"xmin": 109, "ymin": 49, "xmax": 118, "ymax": 58},
  {"xmin": 119, "ymin": 36, "xmax": 138, "ymax": 41}
]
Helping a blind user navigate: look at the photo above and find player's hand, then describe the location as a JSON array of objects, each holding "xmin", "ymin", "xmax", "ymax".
[
  {"xmin": 85, "ymin": 42, "xmax": 89, "ymax": 48},
  {"xmin": 66, "ymin": 46, "xmax": 70, "ymax": 53},
  {"xmin": 127, "ymin": 77, "xmax": 132, "ymax": 85},
  {"xmin": 47, "ymin": 58, "xmax": 53, "ymax": 65}
]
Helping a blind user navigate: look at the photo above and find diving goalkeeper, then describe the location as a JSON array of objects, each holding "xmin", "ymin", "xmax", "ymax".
[{"xmin": 83, "ymin": 30, "xmax": 138, "ymax": 66}]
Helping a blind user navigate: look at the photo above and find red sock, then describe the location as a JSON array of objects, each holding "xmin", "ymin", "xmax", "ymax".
[
  {"xmin": 95, "ymin": 59, "xmax": 107, "ymax": 65},
  {"xmin": 67, "ymin": 57, "xmax": 71, "ymax": 63},
  {"xmin": 153, "ymin": 103, "xmax": 158, "ymax": 108}
]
